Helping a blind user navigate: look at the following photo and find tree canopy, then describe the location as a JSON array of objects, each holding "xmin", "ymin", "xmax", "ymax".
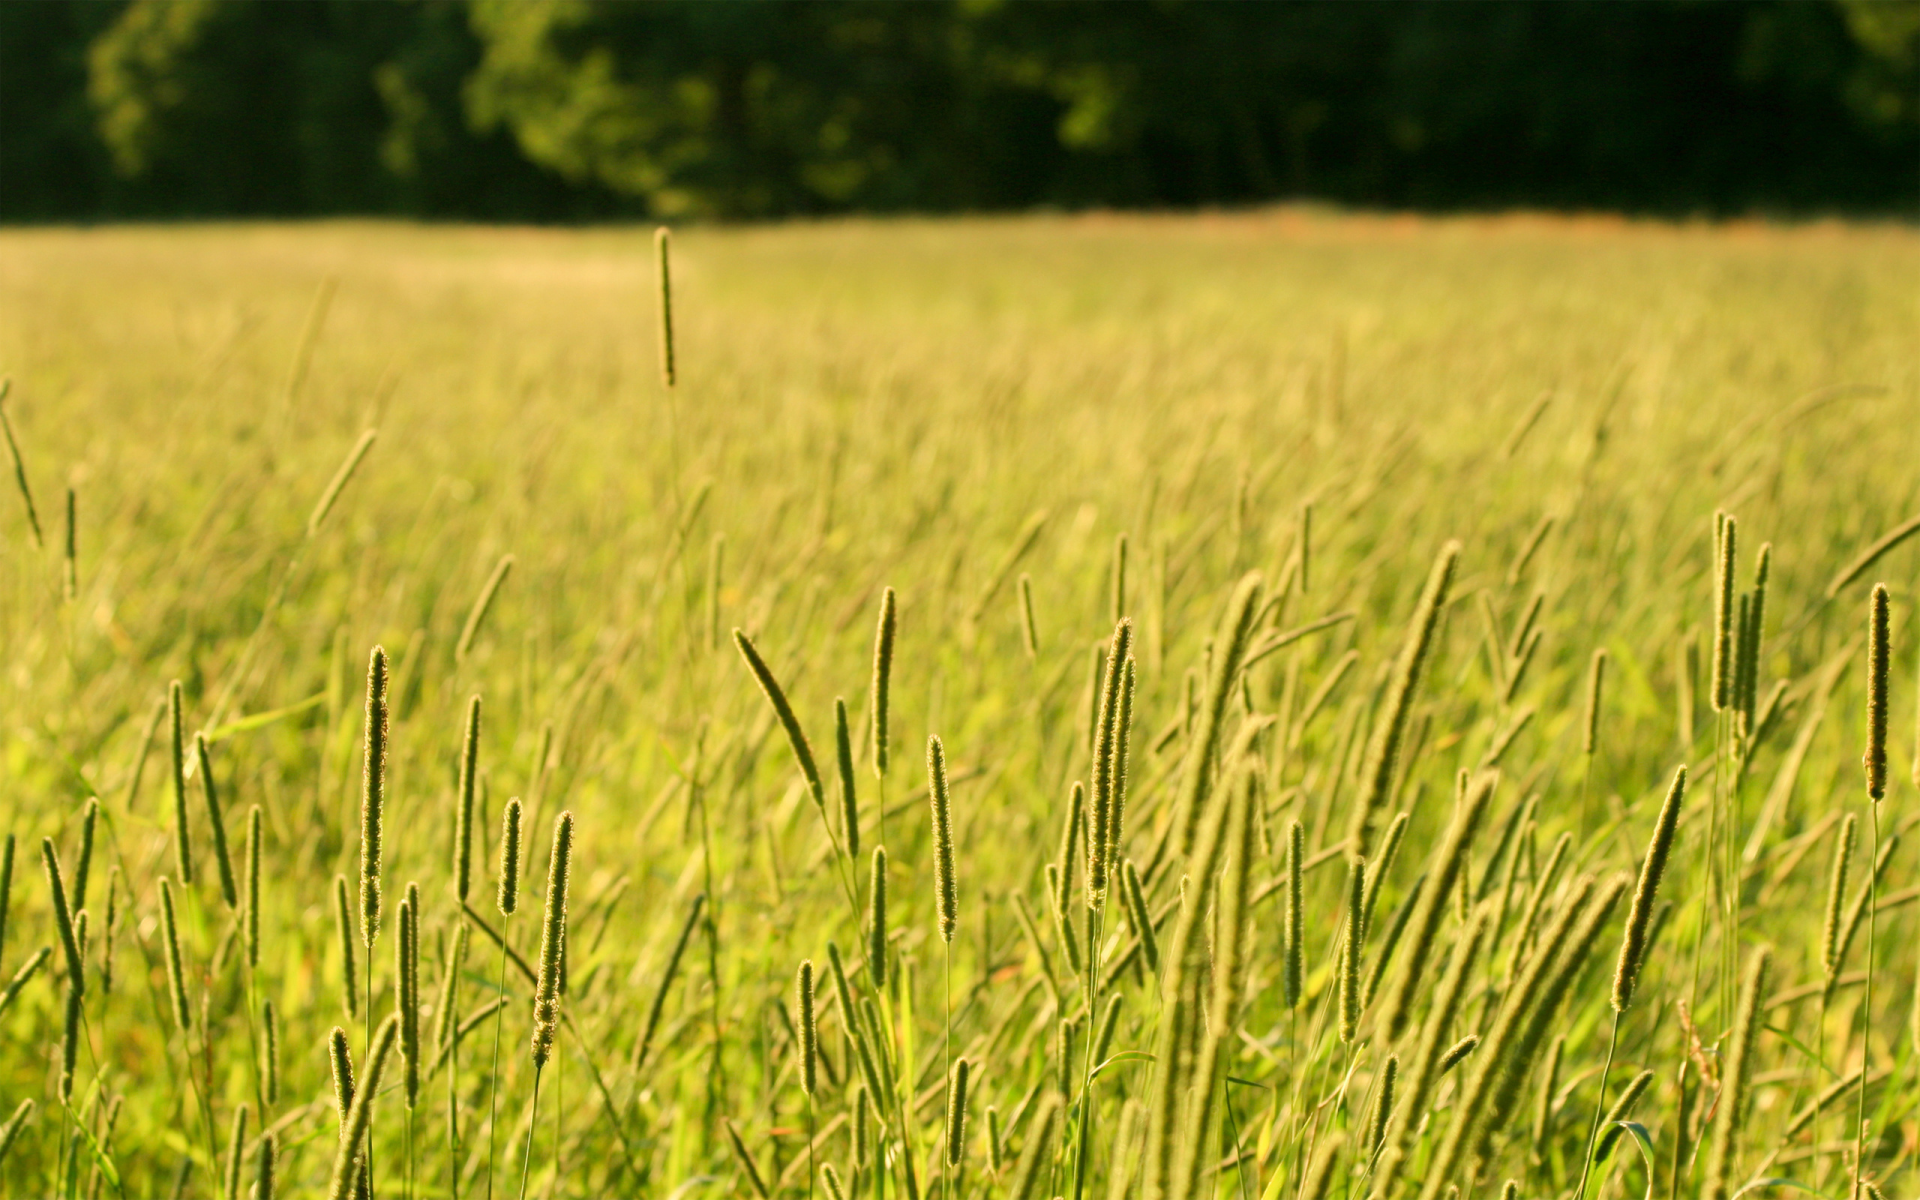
[{"xmin": 4, "ymin": 0, "xmax": 1915, "ymax": 221}]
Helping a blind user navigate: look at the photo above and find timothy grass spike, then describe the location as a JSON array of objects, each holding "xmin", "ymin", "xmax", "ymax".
[
  {"xmin": 307, "ymin": 429, "xmax": 377, "ymax": 537},
  {"xmin": 327, "ymin": 1014, "xmax": 398, "ymax": 1200},
  {"xmin": 169, "ymin": 681, "xmax": 193, "ymax": 885},
  {"xmin": 835, "ymin": 698, "xmax": 859, "ymax": 860},
  {"xmin": 41, "ymin": 839, "xmax": 84, "ymax": 997},
  {"xmin": 734, "ymin": 629, "xmax": 827, "ymax": 810},
  {"xmin": 871, "ymin": 587, "xmax": 896, "ymax": 779},
  {"xmin": 1867, "ymin": 583, "xmax": 1890, "ymax": 799},
  {"xmin": 0, "ymin": 380, "xmax": 43, "ymax": 548},
  {"xmin": 1712, "ymin": 513, "xmax": 1737, "ymax": 711},
  {"xmin": 655, "ymin": 227, "xmax": 675, "ymax": 386},
  {"xmin": 1613, "ymin": 765, "xmax": 1685, "ymax": 1011},
  {"xmin": 1349, "ymin": 541, "xmax": 1460, "ymax": 858},
  {"xmin": 245, "ymin": 804, "xmax": 262, "ymax": 967},
  {"xmin": 945, "ymin": 1057, "xmax": 971, "ymax": 1167},
  {"xmin": 360, "ymin": 646, "xmax": 389, "ymax": 946},
  {"xmin": 867, "ymin": 846, "xmax": 888, "ymax": 989},
  {"xmin": 531, "ymin": 810, "xmax": 574, "ymax": 1068},
  {"xmin": 455, "ymin": 554, "xmax": 514, "ymax": 662},
  {"xmin": 456, "ymin": 695, "xmax": 481, "ymax": 901},
  {"xmin": 197, "ymin": 733, "xmax": 237, "ymax": 908},
  {"xmin": 928, "ymin": 736, "xmax": 959, "ymax": 943},
  {"xmin": 498, "ymin": 797, "xmax": 523, "ymax": 916},
  {"xmin": 333, "ymin": 874, "xmax": 358, "ymax": 1019},
  {"xmin": 1172, "ymin": 571, "xmax": 1264, "ymax": 853},
  {"xmin": 796, "ymin": 959, "xmax": 817, "ymax": 1096},
  {"xmin": 159, "ymin": 877, "xmax": 190, "ymax": 1030}
]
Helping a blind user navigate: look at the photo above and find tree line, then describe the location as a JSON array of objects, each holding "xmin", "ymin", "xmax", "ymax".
[{"xmin": 3, "ymin": 0, "xmax": 1915, "ymax": 222}]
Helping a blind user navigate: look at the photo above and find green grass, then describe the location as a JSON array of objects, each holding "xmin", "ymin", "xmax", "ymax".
[{"xmin": 0, "ymin": 211, "xmax": 1916, "ymax": 1198}]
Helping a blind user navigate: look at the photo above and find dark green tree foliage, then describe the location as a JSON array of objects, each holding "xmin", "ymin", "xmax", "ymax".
[{"xmin": 1, "ymin": 0, "xmax": 1914, "ymax": 221}]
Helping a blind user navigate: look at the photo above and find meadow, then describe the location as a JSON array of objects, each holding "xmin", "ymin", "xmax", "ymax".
[{"xmin": 0, "ymin": 210, "xmax": 1915, "ymax": 1199}]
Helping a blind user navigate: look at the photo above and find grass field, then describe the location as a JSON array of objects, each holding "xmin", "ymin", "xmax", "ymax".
[{"xmin": 0, "ymin": 211, "xmax": 1916, "ymax": 1199}]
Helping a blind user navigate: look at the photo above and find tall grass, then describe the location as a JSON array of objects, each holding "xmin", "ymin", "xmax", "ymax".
[{"xmin": 0, "ymin": 213, "xmax": 1914, "ymax": 1196}]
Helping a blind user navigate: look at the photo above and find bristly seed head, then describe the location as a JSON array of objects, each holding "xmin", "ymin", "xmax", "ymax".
[
  {"xmin": 1867, "ymin": 583, "xmax": 1890, "ymax": 800},
  {"xmin": 928, "ymin": 735, "xmax": 958, "ymax": 943},
  {"xmin": 531, "ymin": 810, "xmax": 574, "ymax": 1068},
  {"xmin": 360, "ymin": 646, "xmax": 389, "ymax": 946},
  {"xmin": 1613, "ymin": 764, "xmax": 1684, "ymax": 1012},
  {"xmin": 796, "ymin": 960, "xmax": 817, "ymax": 1097},
  {"xmin": 945, "ymin": 1057, "xmax": 971, "ymax": 1167},
  {"xmin": 868, "ymin": 846, "xmax": 888, "ymax": 990},
  {"xmin": 871, "ymin": 587, "xmax": 897, "ymax": 779},
  {"xmin": 498, "ymin": 797, "xmax": 523, "ymax": 917},
  {"xmin": 170, "ymin": 680, "xmax": 193, "ymax": 885},
  {"xmin": 456, "ymin": 695, "xmax": 481, "ymax": 902}
]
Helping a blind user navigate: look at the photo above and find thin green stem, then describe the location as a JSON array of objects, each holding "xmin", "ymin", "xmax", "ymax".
[
  {"xmin": 485, "ymin": 924, "xmax": 511, "ymax": 1200},
  {"xmin": 517, "ymin": 1065, "xmax": 543, "ymax": 1200},
  {"xmin": 1854, "ymin": 799, "xmax": 1882, "ymax": 1199},
  {"xmin": 1572, "ymin": 1011, "xmax": 1622, "ymax": 1200}
]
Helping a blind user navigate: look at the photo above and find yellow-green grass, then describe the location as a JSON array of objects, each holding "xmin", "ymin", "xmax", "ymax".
[{"xmin": 0, "ymin": 211, "xmax": 1915, "ymax": 1196}]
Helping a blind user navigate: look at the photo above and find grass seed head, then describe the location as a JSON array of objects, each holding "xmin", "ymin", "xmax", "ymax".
[
  {"xmin": 945, "ymin": 1057, "xmax": 971, "ymax": 1167},
  {"xmin": 531, "ymin": 810, "xmax": 574, "ymax": 1068},
  {"xmin": 455, "ymin": 695, "xmax": 481, "ymax": 901},
  {"xmin": 734, "ymin": 628, "xmax": 827, "ymax": 809},
  {"xmin": 360, "ymin": 646, "xmax": 389, "ymax": 945},
  {"xmin": 1614, "ymin": 764, "xmax": 1685, "ymax": 1011},
  {"xmin": 333, "ymin": 874, "xmax": 358, "ymax": 1019},
  {"xmin": 73, "ymin": 798, "xmax": 96, "ymax": 914},
  {"xmin": 41, "ymin": 839, "xmax": 83, "ymax": 996},
  {"xmin": 835, "ymin": 698, "xmax": 859, "ymax": 859},
  {"xmin": 498, "ymin": 796, "xmax": 523, "ymax": 917},
  {"xmin": 1350, "ymin": 541, "xmax": 1460, "ymax": 857},
  {"xmin": 1712, "ymin": 513, "xmax": 1737, "ymax": 711},
  {"xmin": 929, "ymin": 735, "xmax": 957, "ymax": 942},
  {"xmin": 655, "ymin": 227, "xmax": 675, "ymax": 386},
  {"xmin": 327, "ymin": 1014, "xmax": 397, "ymax": 1200},
  {"xmin": 868, "ymin": 846, "xmax": 888, "ymax": 989},
  {"xmin": 197, "ymin": 733, "xmax": 237, "ymax": 908},
  {"xmin": 1823, "ymin": 813, "xmax": 1857, "ymax": 980},
  {"xmin": 170, "ymin": 680, "xmax": 193, "ymax": 885},
  {"xmin": 796, "ymin": 959, "xmax": 817, "ymax": 1096},
  {"xmin": 871, "ymin": 587, "xmax": 896, "ymax": 778},
  {"xmin": 1868, "ymin": 583, "xmax": 1891, "ymax": 799},
  {"xmin": 159, "ymin": 877, "xmax": 190, "ymax": 1030},
  {"xmin": 1584, "ymin": 648, "xmax": 1608, "ymax": 755}
]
